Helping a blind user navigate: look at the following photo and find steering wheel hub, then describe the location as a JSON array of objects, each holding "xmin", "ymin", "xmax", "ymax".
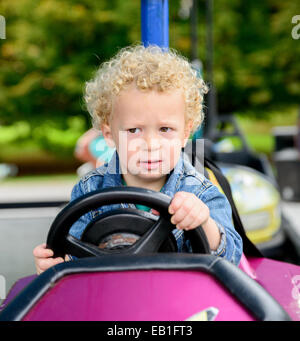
[{"xmin": 98, "ymin": 233, "xmax": 140, "ymax": 250}]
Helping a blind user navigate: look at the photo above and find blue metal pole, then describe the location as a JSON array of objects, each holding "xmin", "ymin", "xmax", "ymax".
[{"xmin": 141, "ymin": 0, "xmax": 169, "ymax": 48}]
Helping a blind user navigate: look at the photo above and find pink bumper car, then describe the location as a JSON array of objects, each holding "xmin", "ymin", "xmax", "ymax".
[{"xmin": 0, "ymin": 187, "xmax": 299, "ymax": 321}]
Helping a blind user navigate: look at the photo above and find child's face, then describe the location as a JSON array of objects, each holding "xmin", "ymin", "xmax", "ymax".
[{"xmin": 102, "ymin": 85, "xmax": 191, "ymax": 186}]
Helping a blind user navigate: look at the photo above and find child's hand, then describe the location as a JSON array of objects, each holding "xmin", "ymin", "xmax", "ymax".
[
  {"xmin": 168, "ymin": 191, "xmax": 209, "ymax": 230},
  {"xmin": 33, "ymin": 243, "xmax": 64, "ymax": 275},
  {"xmin": 168, "ymin": 191, "xmax": 221, "ymax": 251}
]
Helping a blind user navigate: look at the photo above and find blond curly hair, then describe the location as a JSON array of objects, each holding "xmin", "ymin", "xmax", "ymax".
[{"xmin": 84, "ymin": 44, "xmax": 208, "ymax": 133}]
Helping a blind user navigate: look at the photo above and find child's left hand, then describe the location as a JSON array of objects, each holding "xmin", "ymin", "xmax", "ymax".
[{"xmin": 168, "ymin": 191, "xmax": 210, "ymax": 230}]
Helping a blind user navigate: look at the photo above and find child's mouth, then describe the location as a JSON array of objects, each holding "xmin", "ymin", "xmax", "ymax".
[{"xmin": 139, "ymin": 160, "xmax": 162, "ymax": 170}]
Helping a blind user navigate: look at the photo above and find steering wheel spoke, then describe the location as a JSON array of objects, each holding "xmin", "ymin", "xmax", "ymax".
[
  {"xmin": 128, "ymin": 218, "xmax": 174, "ymax": 254},
  {"xmin": 65, "ymin": 235, "xmax": 113, "ymax": 258}
]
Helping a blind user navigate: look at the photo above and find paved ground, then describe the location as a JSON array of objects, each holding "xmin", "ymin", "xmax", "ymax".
[
  {"xmin": 0, "ymin": 179, "xmax": 76, "ymax": 203},
  {"xmin": 0, "ymin": 178, "xmax": 300, "ymax": 302},
  {"xmin": 0, "ymin": 207, "xmax": 60, "ymax": 299},
  {"xmin": 0, "ymin": 178, "xmax": 77, "ymax": 300}
]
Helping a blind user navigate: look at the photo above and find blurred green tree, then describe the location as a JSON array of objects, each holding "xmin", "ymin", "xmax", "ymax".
[
  {"xmin": 212, "ymin": 0, "xmax": 300, "ymax": 117},
  {"xmin": 171, "ymin": 0, "xmax": 300, "ymax": 118},
  {"xmin": 0, "ymin": 0, "xmax": 140, "ymax": 129},
  {"xmin": 0, "ymin": 0, "xmax": 299, "ymax": 146}
]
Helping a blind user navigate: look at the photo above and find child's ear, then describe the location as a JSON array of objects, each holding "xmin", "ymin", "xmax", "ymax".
[{"xmin": 101, "ymin": 124, "xmax": 116, "ymax": 148}]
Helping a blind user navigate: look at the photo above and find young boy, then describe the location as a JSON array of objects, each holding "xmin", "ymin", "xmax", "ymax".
[{"xmin": 33, "ymin": 45, "xmax": 242, "ymax": 274}]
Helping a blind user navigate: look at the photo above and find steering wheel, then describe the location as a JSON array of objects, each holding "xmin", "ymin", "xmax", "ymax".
[{"xmin": 47, "ymin": 187, "xmax": 210, "ymax": 258}]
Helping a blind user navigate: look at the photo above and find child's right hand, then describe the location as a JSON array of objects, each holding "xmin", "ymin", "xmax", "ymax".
[{"xmin": 33, "ymin": 243, "xmax": 64, "ymax": 275}]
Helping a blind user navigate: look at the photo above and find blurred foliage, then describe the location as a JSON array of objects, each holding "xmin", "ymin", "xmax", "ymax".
[
  {"xmin": 212, "ymin": 0, "xmax": 300, "ymax": 116},
  {"xmin": 170, "ymin": 0, "xmax": 300, "ymax": 117},
  {"xmin": 0, "ymin": 116, "xmax": 86, "ymax": 159},
  {"xmin": 0, "ymin": 0, "xmax": 140, "ymax": 128},
  {"xmin": 0, "ymin": 0, "xmax": 299, "ymax": 158}
]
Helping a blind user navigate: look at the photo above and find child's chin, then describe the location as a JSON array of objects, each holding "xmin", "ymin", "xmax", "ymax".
[
  {"xmin": 136, "ymin": 171, "xmax": 165, "ymax": 179},
  {"xmin": 131, "ymin": 168, "xmax": 170, "ymax": 181},
  {"xmin": 126, "ymin": 163, "xmax": 171, "ymax": 179}
]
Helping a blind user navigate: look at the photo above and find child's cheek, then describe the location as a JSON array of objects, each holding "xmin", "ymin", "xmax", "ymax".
[
  {"xmin": 161, "ymin": 138, "xmax": 182, "ymax": 170},
  {"xmin": 118, "ymin": 134, "xmax": 140, "ymax": 166}
]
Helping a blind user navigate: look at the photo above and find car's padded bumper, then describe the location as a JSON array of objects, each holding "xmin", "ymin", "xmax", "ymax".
[{"xmin": 0, "ymin": 253, "xmax": 291, "ymax": 321}]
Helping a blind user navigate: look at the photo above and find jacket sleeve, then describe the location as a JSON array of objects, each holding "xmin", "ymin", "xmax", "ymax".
[
  {"xmin": 68, "ymin": 181, "xmax": 94, "ymax": 239},
  {"xmin": 198, "ymin": 184, "xmax": 243, "ymax": 265}
]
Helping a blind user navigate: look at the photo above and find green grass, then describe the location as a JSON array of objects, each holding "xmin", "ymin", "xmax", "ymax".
[
  {"xmin": 1, "ymin": 173, "xmax": 78, "ymax": 184},
  {"xmin": 0, "ymin": 144, "xmax": 48, "ymax": 164},
  {"xmin": 245, "ymin": 134, "xmax": 274, "ymax": 155},
  {"xmin": 234, "ymin": 106, "xmax": 299, "ymax": 155}
]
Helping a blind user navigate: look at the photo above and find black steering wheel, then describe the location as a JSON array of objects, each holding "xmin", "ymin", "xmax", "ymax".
[{"xmin": 47, "ymin": 187, "xmax": 210, "ymax": 258}]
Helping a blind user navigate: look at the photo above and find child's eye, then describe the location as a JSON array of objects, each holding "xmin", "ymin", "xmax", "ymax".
[
  {"xmin": 127, "ymin": 128, "xmax": 141, "ymax": 134},
  {"xmin": 160, "ymin": 127, "xmax": 172, "ymax": 133}
]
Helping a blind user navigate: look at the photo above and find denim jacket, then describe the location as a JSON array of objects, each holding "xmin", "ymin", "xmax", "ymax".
[{"xmin": 69, "ymin": 152, "xmax": 243, "ymax": 265}]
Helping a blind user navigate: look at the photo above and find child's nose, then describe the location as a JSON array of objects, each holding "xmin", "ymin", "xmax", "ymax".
[{"xmin": 143, "ymin": 132, "xmax": 160, "ymax": 151}]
